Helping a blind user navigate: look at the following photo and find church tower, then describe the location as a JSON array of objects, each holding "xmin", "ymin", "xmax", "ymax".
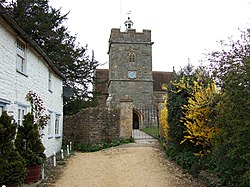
[{"xmin": 107, "ymin": 16, "xmax": 154, "ymax": 108}]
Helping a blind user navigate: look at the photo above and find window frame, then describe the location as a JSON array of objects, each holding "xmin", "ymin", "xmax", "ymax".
[
  {"xmin": 17, "ymin": 106, "xmax": 26, "ymax": 126},
  {"xmin": 54, "ymin": 114, "xmax": 61, "ymax": 138},
  {"xmin": 48, "ymin": 71, "xmax": 52, "ymax": 92},
  {"xmin": 0, "ymin": 106, "xmax": 4, "ymax": 116},
  {"xmin": 0, "ymin": 99, "xmax": 11, "ymax": 117},
  {"xmin": 128, "ymin": 52, "xmax": 136, "ymax": 62},
  {"xmin": 16, "ymin": 39, "xmax": 27, "ymax": 75},
  {"xmin": 47, "ymin": 111, "xmax": 53, "ymax": 138}
]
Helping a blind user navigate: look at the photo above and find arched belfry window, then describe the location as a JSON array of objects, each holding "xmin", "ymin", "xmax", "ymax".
[{"xmin": 128, "ymin": 52, "xmax": 136, "ymax": 62}]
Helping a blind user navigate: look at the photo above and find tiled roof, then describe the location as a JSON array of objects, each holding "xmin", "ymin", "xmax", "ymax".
[
  {"xmin": 94, "ymin": 69, "xmax": 109, "ymax": 94},
  {"xmin": 0, "ymin": 4, "xmax": 64, "ymax": 79},
  {"xmin": 95, "ymin": 69, "xmax": 174, "ymax": 94},
  {"xmin": 152, "ymin": 71, "xmax": 174, "ymax": 91}
]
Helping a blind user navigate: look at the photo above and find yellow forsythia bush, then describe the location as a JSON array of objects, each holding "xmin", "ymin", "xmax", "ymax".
[
  {"xmin": 160, "ymin": 99, "xmax": 169, "ymax": 141},
  {"xmin": 160, "ymin": 84, "xmax": 169, "ymax": 142},
  {"xmin": 181, "ymin": 81, "xmax": 220, "ymax": 156}
]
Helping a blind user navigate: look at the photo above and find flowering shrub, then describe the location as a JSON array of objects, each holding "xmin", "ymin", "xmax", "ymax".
[
  {"xmin": 181, "ymin": 81, "xmax": 220, "ymax": 156},
  {"xmin": 160, "ymin": 99, "xmax": 169, "ymax": 141},
  {"xmin": 15, "ymin": 91, "xmax": 47, "ymax": 166},
  {"xmin": 26, "ymin": 91, "xmax": 49, "ymax": 129}
]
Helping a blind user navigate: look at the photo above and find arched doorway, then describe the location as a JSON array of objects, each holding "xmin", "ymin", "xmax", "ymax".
[{"xmin": 133, "ymin": 112, "xmax": 139, "ymax": 129}]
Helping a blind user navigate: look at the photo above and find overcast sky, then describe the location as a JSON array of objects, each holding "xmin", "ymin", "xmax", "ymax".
[{"xmin": 49, "ymin": 0, "xmax": 250, "ymax": 72}]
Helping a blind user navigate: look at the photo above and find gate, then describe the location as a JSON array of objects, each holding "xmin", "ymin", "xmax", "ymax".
[{"xmin": 132, "ymin": 105, "xmax": 159, "ymax": 140}]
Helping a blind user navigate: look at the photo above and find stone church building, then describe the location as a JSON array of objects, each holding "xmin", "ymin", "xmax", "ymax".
[
  {"xmin": 63, "ymin": 17, "xmax": 175, "ymax": 144},
  {"xmin": 95, "ymin": 17, "xmax": 173, "ymax": 131}
]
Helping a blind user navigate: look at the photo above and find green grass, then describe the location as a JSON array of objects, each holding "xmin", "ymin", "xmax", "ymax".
[
  {"xmin": 75, "ymin": 138, "xmax": 134, "ymax": 152},
  {"xmin": 141, "ymin": 126, "xmax": 159, "ymax": 139}
]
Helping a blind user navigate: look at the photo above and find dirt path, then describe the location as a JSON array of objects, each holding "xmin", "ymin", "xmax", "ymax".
[{"xmin": 51, "ymin": 141, "xmax": 204, "ymax": 187}]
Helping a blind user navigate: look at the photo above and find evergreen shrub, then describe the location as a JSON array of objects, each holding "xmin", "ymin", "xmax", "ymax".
[{"xmin": 0, "ymin": 111, "xmax": 26, "ymax": 186}]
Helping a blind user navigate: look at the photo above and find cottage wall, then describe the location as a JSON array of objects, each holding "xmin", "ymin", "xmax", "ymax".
[{"xmin": 0, "ymin": 16, "xmax": 63, "ymax": 157}]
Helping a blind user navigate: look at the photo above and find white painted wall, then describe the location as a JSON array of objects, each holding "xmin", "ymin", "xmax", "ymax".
[{"xmin": 0, "ymin": 17, "xmax": 63, "ymax": 157}]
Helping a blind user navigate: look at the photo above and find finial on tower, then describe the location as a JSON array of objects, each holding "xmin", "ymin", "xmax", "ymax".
[{"xmin": 124, "ymin": 10, "xmax": 134, "ymax": 31}]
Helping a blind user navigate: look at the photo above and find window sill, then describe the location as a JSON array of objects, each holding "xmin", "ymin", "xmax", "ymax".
[
  {"xmin": 55, "ymin": 134, "xmax": 61, "ymax": 138},
  {"xmin": 48, "ymin": 135, "xmax": 53, "ymax": 139},
  {"xmin": 16, "ymin": 70, "xmax": 28, "ymax": 77}
]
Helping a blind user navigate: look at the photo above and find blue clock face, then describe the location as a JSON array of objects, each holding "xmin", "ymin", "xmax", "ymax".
[{"xmin": 129, "ymin": 71, "xmax": 136, "ymax": 79}]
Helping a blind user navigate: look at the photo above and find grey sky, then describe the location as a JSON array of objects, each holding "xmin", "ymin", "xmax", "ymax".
[{"xmin": 50, "ymin": 0, "xmax": 250, "ymax": 71}]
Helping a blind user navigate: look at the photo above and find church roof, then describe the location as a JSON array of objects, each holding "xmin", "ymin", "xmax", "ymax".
[
  {"xmin": 94, "ymin": 69, "xmax": 174, "ymax": 94},
  {"xmin": 153, "ymin": 71, "xmax": 174, "ymax": 91},
  {"xmin": 94, "ymin": 69, "xmax": 109, "ymax": 94}
]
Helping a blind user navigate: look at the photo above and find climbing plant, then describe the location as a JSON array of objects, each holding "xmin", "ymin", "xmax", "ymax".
[
  {"xmin": 15, "ymin": 91, "xmax": 47, "ymax": 166},
  {"xmin": 26, "ymin": 91, "xmax": 49, "ymax": 129}
]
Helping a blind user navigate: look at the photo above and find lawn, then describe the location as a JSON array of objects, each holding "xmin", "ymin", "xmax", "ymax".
[{"xmin": 141, "ymin": 126, "xmax": 159, "ymax": 139}]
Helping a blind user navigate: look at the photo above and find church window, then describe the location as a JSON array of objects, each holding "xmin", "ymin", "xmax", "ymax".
[{"xmin": 128, "ymin": 52, "xmax": 136, "ymax": 62}]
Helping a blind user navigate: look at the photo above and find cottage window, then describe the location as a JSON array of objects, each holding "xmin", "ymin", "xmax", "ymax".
[
  {"xmin": 17, "ymin": 107, "xmax": 26, "ymax": 126},
  {"xmin": 0, "ymin": 99, "xmax": 10, "ymax": 116},
  {"xmin": 0, "ymin": 106, "xmax": 3, "ymax": 116},
  {"xmin": 55, "ymin": 114, "xmax": 60, "ymax": 137},
  {"xmin": 128, "ymin": 52, "xmax": 136, "ymax": 62},
  {"xmin": 48, "ymin": 71, "xmax": 52, "ymax": 92},
  {"xmin": 48, "ymin": 111, "xmax": 53, "ymax": 138},
  {"xmin": 16, "ymin": 39, "xmax": 27, "ymax": 74}
]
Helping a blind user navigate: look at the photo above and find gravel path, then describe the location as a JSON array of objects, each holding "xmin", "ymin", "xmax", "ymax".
[{"xmin": 52, "ymin": 141, "xmax": 205, "ymax": 187}]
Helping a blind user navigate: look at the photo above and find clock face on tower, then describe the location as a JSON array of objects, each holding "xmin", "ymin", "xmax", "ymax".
[{"xmin": 128, "ymin": 71, "xmax": 136, "ymax": 79}]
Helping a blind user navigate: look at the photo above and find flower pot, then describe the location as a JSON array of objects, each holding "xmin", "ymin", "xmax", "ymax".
[
  {"xmin": 24, "ymin": 164, "xmax": 41, "ymax": 184},
  {"xmin": 6, "ymin": 184, "xmax": 18, "ymax": 187}
]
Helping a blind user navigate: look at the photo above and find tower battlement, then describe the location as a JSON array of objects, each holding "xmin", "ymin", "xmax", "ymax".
[
  {"xmin": 108, "ymin": 28, "xmax": 153, "ymax": 54},
  {"xmin": 109, "ymin": 28, "xmax": 151, "ymax": 42}
]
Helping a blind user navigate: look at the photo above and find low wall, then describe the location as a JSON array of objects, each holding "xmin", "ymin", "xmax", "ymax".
[{"xmin": 63, "ymin": 107, "xmax": 120, "ymax": 146}]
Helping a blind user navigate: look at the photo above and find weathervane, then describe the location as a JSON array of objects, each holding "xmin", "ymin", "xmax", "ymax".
[{"xmin": 126, "ymin": 10, "xmax": 131, "ymax": 18}]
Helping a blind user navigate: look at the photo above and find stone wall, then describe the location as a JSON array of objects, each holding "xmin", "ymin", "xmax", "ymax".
[
  {"xmin": 119, "ymin": 96, "xmax": 133, "ymax": 138},
  {"xmin": 63, "ymin": 107, "xmax": 120, "ymax": 146}
]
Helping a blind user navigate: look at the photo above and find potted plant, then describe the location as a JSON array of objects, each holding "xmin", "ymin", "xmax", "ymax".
[
  {"xmin": 0, "ymin": 111, "xmax": 27, "ymax": 187},
  {"xmin": 15, "ymin": 91, "xmax": 49, "ymax": 183}
]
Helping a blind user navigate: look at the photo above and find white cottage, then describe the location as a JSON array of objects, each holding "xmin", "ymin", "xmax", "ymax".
[{"xmin": 0, "ymin": 5, "xmax": 64, "ymax": 157}]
